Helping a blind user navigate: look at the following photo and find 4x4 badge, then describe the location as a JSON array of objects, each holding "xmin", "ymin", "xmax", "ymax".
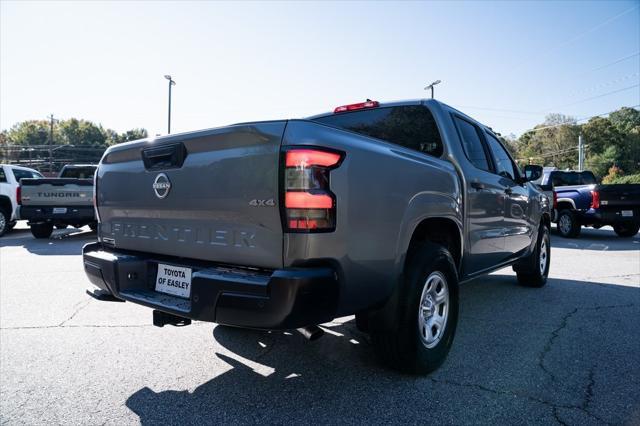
[{"xmin": 153, "ymin": 173, "xmax": 171, "ymax": 199}]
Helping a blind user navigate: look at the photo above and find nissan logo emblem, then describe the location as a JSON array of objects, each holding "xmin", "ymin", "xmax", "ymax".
[{"xmin": 153, "ymin": 173, "xmax": 171, "ymax": 199}]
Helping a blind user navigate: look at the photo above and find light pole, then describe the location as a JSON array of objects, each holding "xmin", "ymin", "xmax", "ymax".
[
  {"xmin": 164, "ymin": 75, "xmax": 176, "ymax": 134},
  {"xmin": 424, "ymin": 80, "xmax": 442, "ymax": 99}
]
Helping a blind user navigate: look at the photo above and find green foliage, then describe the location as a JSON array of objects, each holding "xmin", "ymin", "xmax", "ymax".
[
  {"xmin": 581, "ymin": 117, "xmax": 625, "ymax": 155},
  {"xmin": 515, "ymin": 107, "xmax": 640, "ymax": 175},
  {"xmin": 585, "ymin": 145, "xmax": 621, "ymax": 179},
  {"xmin": 609, "ymin": 107, "xmax": 640, "ymax": 134},
  {"xmin": 602, "ymin": 165, "xmax": 624, "ymax": 184},
  {"xmin": 518, "ymin": 114, "xmax": 580, "ymax": 169},
  {"xmin": 4, "ymin": 118, "xmax": 147, "ymax": 147},
  {"xmin": 605, "ymin": 173, "xmax": 640, "ymax": 184},
  {"xmin": 59, "ymin": 119, "xmax": 106, "ymax": 146}
]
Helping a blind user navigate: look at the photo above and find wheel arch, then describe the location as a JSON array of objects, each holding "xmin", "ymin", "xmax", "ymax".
[
  {"xmin": 0, "ymin": 195, "xmax": 12, "ymax": 216},
  {"xmin": 404, "ymin": 217, "xmax": 463, "ymax": 272}
]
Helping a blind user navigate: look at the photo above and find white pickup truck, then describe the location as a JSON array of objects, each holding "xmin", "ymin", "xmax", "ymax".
[
  {"xmin": 18, "ymin": 164, "xmax": 97, "ymax": 238},
  {"xmin": 0, "ymin": 164, "xmax": 44, "ymax": 236}
]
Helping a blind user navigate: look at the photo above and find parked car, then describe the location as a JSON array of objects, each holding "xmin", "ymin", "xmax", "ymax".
[
  {"xmin": 18, "ymin": 164, "xmax": 97, "ymax": 238},
  {"xmin": 0, "ymin": 164, "xmax": 44, "ymax": 236},
  {"xmin": 83, "ymin": 99, "xmax": 550, "ymax": 374},
  {"xmin": 539, "ymin": 170, "xmax": 640, "ymax": 238}
]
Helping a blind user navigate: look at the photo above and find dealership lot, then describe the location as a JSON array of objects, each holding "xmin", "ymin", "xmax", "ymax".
[{"xmin": 1, "ymin": 224, "xmax": 638, "ymax": 425}]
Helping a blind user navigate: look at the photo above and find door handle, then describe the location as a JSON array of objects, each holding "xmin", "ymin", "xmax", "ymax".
[
  {"xmin": 504, "ymin": 187, "xmax": 513, "ymax": 195},
  {"xmin": 471, "ymin": 182, "xmax": 486, "ymax": 190}
]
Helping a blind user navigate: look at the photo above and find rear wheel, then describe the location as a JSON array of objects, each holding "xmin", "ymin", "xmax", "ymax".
[
  {"xmin": 514, "ymin": 224, "xmax": 550, "ymax": 287},
  {"xmin": 613, "ymin": 223, "xmax": 639, "ymax": 238},
  {"xmin": 557, "ymin": 210, "xmax": 580, "ymax": 238},
  {"xmin": 31, "ymin": 223, "xmax": 53, "ymax": 239},
  {"xmin": 0, "ymin": 209, "xmax": 9, "ymax": 237},
  {"xmin": 370, "ymin": 242, "xmax": 459, "ymax": 375}
]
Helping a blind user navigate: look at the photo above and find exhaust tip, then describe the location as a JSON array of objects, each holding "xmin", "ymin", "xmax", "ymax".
[{"xmin": 297, "ymin": 325, "xmax": 325, "ymax": 341}]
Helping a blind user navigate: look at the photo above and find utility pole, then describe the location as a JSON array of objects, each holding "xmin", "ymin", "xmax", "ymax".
[
  {"xmin": 424, "ymin": 80, "xmax": 442, "ymax": 99},
  {"xmin": 48, "ymin": 114, "xmax": 54, "ymax": 173},
  {"xmin": 164, "ymin": 75, "xmax": 176, "ymax": 134},
  {"xmin": 578, "ymin": 134, "xmax": 584, "ymax": 172}
]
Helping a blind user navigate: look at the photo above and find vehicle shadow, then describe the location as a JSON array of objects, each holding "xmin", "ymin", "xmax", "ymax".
[
  {"xmin": 550, "ymin": 224, "xmax": 640, "ymax": 251},
  {"xmin": 0, "ymin": 226, "xmax": 96, "ymax": 255},
  {"xmin": 125, "ymin": 275, "xmax": 640, "ymax": 424}
]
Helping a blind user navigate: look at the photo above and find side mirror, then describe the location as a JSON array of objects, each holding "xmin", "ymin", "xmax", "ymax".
[{"xmin": 522, "ymin": 165, "xmax": 543, "ymax": 183}]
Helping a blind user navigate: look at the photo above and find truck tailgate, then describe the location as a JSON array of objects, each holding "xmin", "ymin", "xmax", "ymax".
[
  {"xmin": 20, "ymin": 178, "xmax": 94, "ymax": 206},
  {"xmin": 97, "ymin": 122, "xmax": 286, "ymax": 269},
  {"xmin": 597, "ymin": 184, "xmax": 640, "ymax": 208}
]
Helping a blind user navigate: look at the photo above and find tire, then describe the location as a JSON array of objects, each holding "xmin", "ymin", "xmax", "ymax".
[
  {"xmin": 0, "ymin": 209, "xmax": 9, "ymax": 237},
  {"xmin": 514, "ymin": 224, "xmax": 550, "ymax": 287},
  {"xmin": 613, "ymin": 223, "xmax": 640, "ymax": 238},
  {"xmin": 55, "ymin": 224, "xmax": 69, "ymax": 230},
  {"xmin": 370, "ymin": 242, "xmax": 459, "ymax": 375},
  {"xmin": 7, "ymin": 221, "xmax": 16, "ymax": 231},
  {"xmin": 30, "ymin": 223, "xmax": 53, "ymax": 239},
  {"xmin": 557, "ymin": 209, "xmax": 581, "ymax": 238}
]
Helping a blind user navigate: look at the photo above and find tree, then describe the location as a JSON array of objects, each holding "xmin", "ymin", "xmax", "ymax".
[
  {"xmin": 585, "ymin": 145, "xmax": 621, "ymax": 179},
  {"xmin": 609, "ymin": 107, "xmax": 640, "ymax": 134},
  {"xmin": 59, "ymin": 119, "xmax": 106, "ymax": 146},
  {"xmin": 518, "ymin": 114, "xmax": 579, "ymax": 169},
  {"xmin": 581, "ymin": 117, "xmax": 625, "ymax": 156},
  {"xmin": 5, "ymin": 120, "xmax": 57, "ymax": 145}
]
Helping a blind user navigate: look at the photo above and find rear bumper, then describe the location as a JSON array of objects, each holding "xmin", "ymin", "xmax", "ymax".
[
  {"xmin": 82, "ymin": 242, "xmax": 339, "ymax": 329},
  {"xmin": 576, "ymin": 208, "xmax": 640, "ymax": 226},
  {"xmin": 19, "ymin": 205, "xmax": 95, "ymax": 223}
]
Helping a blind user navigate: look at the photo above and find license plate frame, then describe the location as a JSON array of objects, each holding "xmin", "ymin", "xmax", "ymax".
[
  {"xmin": 621, "ymin": 210, "xmax": 633, "ymax": 217},
  {"xmin": 52, "ymin": 207, "xmax": 67, "ymax": 214},
  {"xmin": 155, "ymin": 263, "xmax": 193, "ymax": 299}
]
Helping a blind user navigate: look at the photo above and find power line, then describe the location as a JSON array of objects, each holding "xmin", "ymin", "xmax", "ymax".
[
  {"xmin": 521, "ymin": 104, "xmax": 640, "ymax": 134},
  {"xmin": 581, "ymin": 51, "xmax": 640, "ymax": 76},
  {"xmin": 539, "ymin": 84, "xmax": 640, "ymax": 112},
  {"xmin": 511, "ymin": 5, "xmax": 639, "ymax": 71},
  {"xmin": 566, "ymin": 72, "xmax": 640, "ymax": 97}
]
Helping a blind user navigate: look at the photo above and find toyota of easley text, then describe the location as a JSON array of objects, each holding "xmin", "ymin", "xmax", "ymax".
[{"xmin": 83, "ymin": 99, "xmax": 550, "ymax": 374}]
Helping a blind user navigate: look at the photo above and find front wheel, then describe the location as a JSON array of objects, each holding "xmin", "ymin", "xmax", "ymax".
[
  {"xmin": 31, "ymin": 223, "xmax": 53, "ymax": 239},
  {"xmin": 370, "ymin": 242, "xmax": 459, "ymax": 375},
  {"xmin": 613, "ymin": 223, "xmax": 639, "ymax": 238},
  {"xmin": 514, "ymin": 224, "xmax": 550, "ymax": 287}
]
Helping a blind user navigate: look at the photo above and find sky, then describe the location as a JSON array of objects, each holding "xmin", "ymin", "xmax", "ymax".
[{"xmin": 1, "ymin": 0, "xmax": 639, "ymax": 138}]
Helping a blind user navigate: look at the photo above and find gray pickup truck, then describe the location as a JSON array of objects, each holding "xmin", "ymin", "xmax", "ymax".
[
  {"xmin": 19, "ymin": 164, "xmax": 97, "ymax": 238},
  {"xmin": 83, "ymin": 99, "xmax": 550, "ymax": 374}
]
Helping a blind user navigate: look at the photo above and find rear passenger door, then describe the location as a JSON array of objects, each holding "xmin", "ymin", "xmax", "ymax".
[{"xmin": 453, "ymin": 116, "xmax": 506, "ymax": 275}]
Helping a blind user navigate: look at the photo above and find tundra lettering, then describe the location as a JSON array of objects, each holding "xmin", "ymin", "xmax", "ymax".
[{"xmin": 83, "ymin": 99, "xmax": 550, "ymax": 375}]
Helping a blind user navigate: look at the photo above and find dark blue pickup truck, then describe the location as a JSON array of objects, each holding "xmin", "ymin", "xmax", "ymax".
[{"xmin": 539, "ymin": 170, "xmax": 640, "ymax": 238}]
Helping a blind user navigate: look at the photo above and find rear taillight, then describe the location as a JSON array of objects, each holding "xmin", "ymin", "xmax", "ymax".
[
  {"xmin": 283, "ymin": 147, "xmax": 343, "ymax": 232},
  {"xmin": 590, "ymin": 190, "xmax": 600, "ymax": 209},
  {"xmin": 552, "ymin": 191, "xmax": 557, "ymax": 209},
  {"xmin": 16, "ymin": 186, "xmax": 21, "ymax": 205},
  {"xmin": 93, "ymin": 170, "xmax": 101, "ymax": 222}
]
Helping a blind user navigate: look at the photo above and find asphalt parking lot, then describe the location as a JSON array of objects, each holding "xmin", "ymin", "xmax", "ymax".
[{"xmin": 1, "ymin": 224, "xmax": 639, "ymax": 425}]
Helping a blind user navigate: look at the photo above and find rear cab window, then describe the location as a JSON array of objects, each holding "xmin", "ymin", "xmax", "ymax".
[
  {"xmin": 312, "ymin": 105, "xmax": 444, "ymax": 158},
  {"xmin": 12, "ymin": 169, "xmax": 43, "ymax": 182},
  {"xmin": 551, "ymin": 171, "xmax": 597, "ymax": 187},
  {"xmin": 60, "ymin": 166, "xmax": 97, "ymax": 179},
  {"xmin": 452, "ymin": 116, "xmax": 491, "ymax": 172}
]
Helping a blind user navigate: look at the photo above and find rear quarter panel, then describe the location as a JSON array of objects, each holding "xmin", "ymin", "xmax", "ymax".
[{"xmin": 282, "ymin": 119, "xmax": 461, "ymax": 315}]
